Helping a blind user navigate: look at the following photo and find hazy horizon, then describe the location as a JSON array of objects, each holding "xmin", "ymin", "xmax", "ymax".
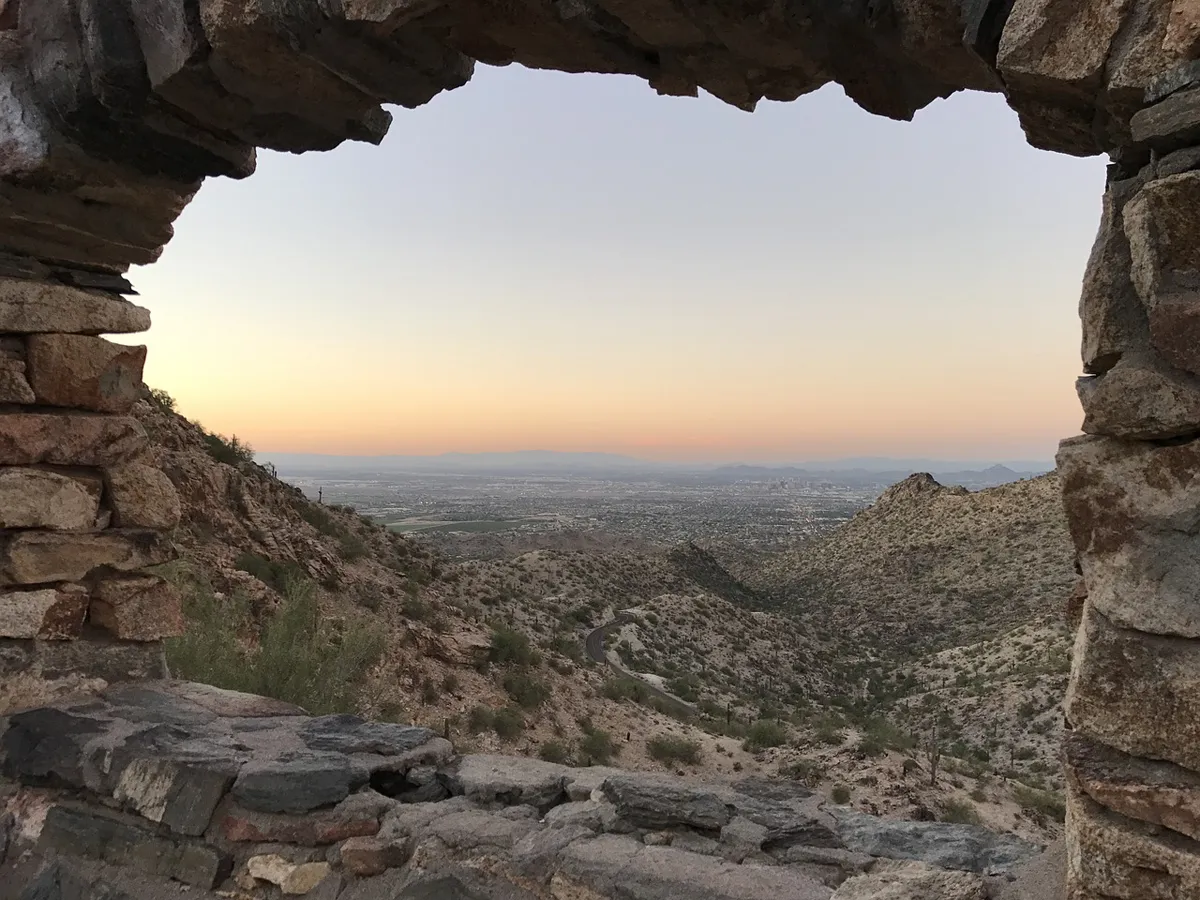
[{"xmin": 127, "ymin": 63, "xmax": 1106, "ymax": 462}]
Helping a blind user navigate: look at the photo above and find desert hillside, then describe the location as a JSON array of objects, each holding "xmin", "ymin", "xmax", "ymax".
[
  {"xmin": 756, "ymin": 472, "xmax": 1076, "ymax": 656},
  {"xmin": 141, "ymin": 392, "xmax": 1074, "ymax": 843}
]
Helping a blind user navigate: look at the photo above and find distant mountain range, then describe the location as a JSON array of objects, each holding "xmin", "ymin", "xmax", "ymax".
[{"xmin": 260, "ymin": 450, "xmax": 1052, "ymax": 484}]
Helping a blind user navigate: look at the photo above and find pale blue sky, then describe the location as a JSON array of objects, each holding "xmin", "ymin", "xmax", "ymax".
[{"xmin": 129, "ymin": 64, "xmax": 1107, "ymax": 462}]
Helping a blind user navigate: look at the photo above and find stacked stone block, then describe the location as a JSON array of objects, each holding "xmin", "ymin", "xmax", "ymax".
[
  {"xmin": 0, "ymin": 276, "xmax": 182, "ymax": 697},
  {"xmin": 1061, "ymin": 73, "xmax": 1200, "ymax": 900}
]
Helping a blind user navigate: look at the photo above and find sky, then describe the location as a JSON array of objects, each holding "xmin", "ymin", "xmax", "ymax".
[{"xmin": 126, "ymin": 63, "xmax": 1108, "ymax": 464}]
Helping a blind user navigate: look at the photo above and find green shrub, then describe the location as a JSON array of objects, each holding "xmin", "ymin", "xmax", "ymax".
[
  {"xmin": 297, "ymin": 501, "xmax": 343, "ymax": 538},
  {"xmin": 489, "ymin": 626, "xmax": 536, "ymax": 667},
  {"xmin": 203, "ymin": 430, "xmax": 254, "ymax": 466},
  {"xmin": 1012, "ymin": 784, "xmax": 1066, "ymax": 823},
  {"xmin": 780, "ymin": 759, "xmax": 825, "ymax": 787},
  {"xmin": 743, "ymin": 719, "xmax": 788, "ymax": 752},
  {"xmin": 831, "ymin": 784, "xmax": 851, "ymax": 804},
  {"xmin": 492, "ymin": 706, "xmax": 525, "ymax": 741},
  {"xmin": 147, "ymin": 386, "xmax": 177, "ymax": 412},
  {"xmin": 941, "ymin": 798, "xmax": 983, "ymax": 825},
  {"xmin": 467, "ymin": 705, "xmax": 494, "ymax": 734},
  {"xmin": 503, "ymin": 672, "xmax": 551, "ymax": 710},
  {"xmin": 580, "ymin": 727, "xmax": 618, "ymax": 765},
  {"xmin": 602, "ymin": 677, "xmax": 649, "ymax": 704},
  {"xmin": 647, "ymin": 735, "xmax": 703, "ymax": 765},
  {"xmin": 442, "ymin": 673, "xmax": 461, "ymax": 694},
  {"xmin": 166, "ymin": 577, "xmax": 383, "ymax": 715},
  {"xmin": 403, "ymin": 597, "xmax": 432, "ymax": 620},
  {"xmin": 234, "ymin": 552, "xmax": 306, "ymax": 594},
  {"xmin": 338, "ymin": 532, "xmax": 368, "ymax": 561},
  {"xmin": 539, "ymin": 740, "xmax": 571, "ymax": 764}
]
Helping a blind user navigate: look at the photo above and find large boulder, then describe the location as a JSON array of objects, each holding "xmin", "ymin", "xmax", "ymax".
[
  {"xmin": 1066, "ymin": 603, "xmax": 1200, "ymax": 773},
  {"xmin": 601, "ymin": 773, "xmax": 731, "ymax": 832},
  {"xmin": 444, "ymin": 755, "xmax": 569, "ymax": 812},
  {"xmin": 1058, "ymin": 433, "xmax": 1200, "ymax": 637},
  {"xmin": 830, "ymin": 809, "xmax": 1040, "ymax": 875}
]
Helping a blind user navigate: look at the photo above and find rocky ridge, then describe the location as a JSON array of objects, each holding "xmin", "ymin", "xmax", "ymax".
[{"xmin": 0, "ymin": 681, "xmax": 1056, "ymax": 900}]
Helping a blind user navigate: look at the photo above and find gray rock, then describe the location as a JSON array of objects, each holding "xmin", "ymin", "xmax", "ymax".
[
  {"xmin": 602, "ymin": 773, "xmax": 731, "ymax": 832},
  {"xmin": 671, "ymin": 830, "xmax": 721, "ymax": 856},
  {"xmin": 721, "ymin": 816, "xmax": 769, "ymax": 862},
  {"xmin": 425, "ymin": 809, "xmax": 538, "ymax": 852},
  {"xmin": 497, "ymin": 804, "xmax": 540, "ymax": 821},
  {"xmin": 112, "ymin": 752, "xmax": 239, "ymax": 836},
  {"xmin": 1157, "ymin": 145, "xmax": 1200, "ymax": 177},
  {"xmin": 829, "ymin": 860, "xmax": 986, "ymax": 899},
  {"xmin": 1079, "ymin": 172, "xmax": 1150, "ymax": 375},
  {"xmin": 445, "ymin": 755, "xmax": 568, "ymax": 812},
  {"xmin": 542, "ymin": 800, "xmax": 606, "ymax": 831},
  {"xmin": 509, "ymin": 823, "xmax": 594, "ymax": 879},
  {"xmin": 37, "ymin": 802, "xmax": 231, "ymax": 889},
  {"xmin": 565, "ymin": 766, "xmax": 624, "ymax": 801},
  {"xmin": 2, "ymin": 706, "xmax": 105, "ymax": 788},
  {"xmin": 831, "ymin": 809, "xmax": 1040, "ymax": 875},
  {"xmin": 558, "ymin": 835, "xmax": 833, "ymax": 900},
  {"xmin": 299, "ymin": 715, "xmax": 438, "ymax": 755},
  {"xmin": 1066, "ymin": 603, "xmax": 1200, "ymax": 773},
  {"xmin": 772, "ymin": 845, "xmax": 875, "ymax": 874},
  {"xmin": 232, "ymin": 752, "xmax": 368, "ymax": 814},
  {"xmin": 1058, "ymin": 434, "xmax": 1200, "ymax": 637},
  {"xmin": 17, "ymin": 859, "xmax": 132, "ymax": 900},
  {"xmin": 1078, "ymin": 351, "xmax": 1200, "ymax": 439},
  {"xmin": 1131, "ymin": 87, "xmax": 1200, "ymax": 151},
  {"xmin": 377, "ymin": 797, "xmax": 478, "ymax": 842}
]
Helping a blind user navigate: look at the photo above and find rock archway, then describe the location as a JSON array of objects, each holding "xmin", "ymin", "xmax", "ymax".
[{"xmin": 1, "ymin": 0, "xmax": 1199, "ymax": 895}]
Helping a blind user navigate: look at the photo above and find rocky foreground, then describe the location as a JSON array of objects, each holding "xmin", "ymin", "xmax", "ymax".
[{"xmin": 0, "ymin": 682, "xmax": 1060, "ymax": 900}]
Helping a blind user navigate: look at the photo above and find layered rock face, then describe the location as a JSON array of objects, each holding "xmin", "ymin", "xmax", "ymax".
[
  {"xmin": 1060, "ymin": 95, "xmax": 1200, "ymax": 897},
  {"xmin": 0, "ymin": 276, "xmax": 181, "ymax": 713},
  {"xmin": 0, "ymin": 681, "xmax": 1046, "ymax": 900},
  {"xmin": 0, "ymin": 0, "xmax": 1198, "ymax": 897}
]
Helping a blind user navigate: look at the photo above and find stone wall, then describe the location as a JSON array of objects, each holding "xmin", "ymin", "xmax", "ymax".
[
  {"xmin": 0, "ymin": 681, "xmax": 1047, "ymax": 899},
  {"xmin": 0, "ymin": 276, "xmax": 182, "ymax": 712},
  {"xmin": 1056, "ymin": 100, "xmax": 1200, "ymax": 898},
  {"xmin": 0, "ymin": 0, "xmax": 1198, "ymax": 897}
]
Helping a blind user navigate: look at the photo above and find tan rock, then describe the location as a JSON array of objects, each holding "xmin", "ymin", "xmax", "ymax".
[
  {"xmin": 1104, "ymin": 0, "xmax": 1185, "ymax": 130},
  {"xmin": 245, "ymin": 854, "xmax": 332, "ymax": 895},
  {"xmin": 105, "ymin": 463, "xmax": 181, "ymax": 529},
  {"xmin": 0, "ymin": 585, "xmax": 88, "ymax": 639},
  {"xmin": 89, "ymin": 575, "xmax": 184, "ymax": 640},
  {"xmin": 1058, "ymin": 434, "xmax": 1200, "ymax": 636},
  {"xmin": 0, "ymin": 530, "xmax": 175, "ymax": 585},
  {"xmin": 1068, "ymin": 785, "xmax": 1200, "ymax": 899},
  {"xmin": 997, "ymin": 0, "xmax": 1126, "ymax": 93},
  {"xmin": 1124, "ymin": 172, "xmax": 1200, "ymax": 375},
  {"xmin": 338, "ymin": 835, "xmax": 411, "ymax": 876},
  {"xmin": 995, "ymin": 0, "xmax": 1124, "ymax": 152},
  {"xmin": 1079, "ymin": 174, "xmax": 1150, "ymax": 374},
  {"xmin": 1077, "ymin": 352, "xmax": 1200, "ymax": 439},
  {"xmin": 0, "ymin": 278, "xmax": 150, "ymax": 334},
  {"xmin": 1066, "ymin": 731, "xmax": 1200, "ymax": 842},
  {"xmin": 830, "ymin": 860, "xmax": 986, "ymax": 899},
  {"xmin": 0, "ymin": 356, "xmax": 34, "ymax": 403},
  {"xmin": 0, "ymin": 413, "xmax": 147, "ymax": 467},
  {"xmin": 26, "ymin": 334, "xmax": 147, "ymax": 412},
  {"xmin": 1066, "ymin": 603, "xmax": 1200, "ymax": 772},
  {"xmin": 0, "ymin": 467, "xmax": 102, "ymax": 530},
  {"xmin": 1165, "ymin": 0, "xmax": 1200, "ymax": 56}
]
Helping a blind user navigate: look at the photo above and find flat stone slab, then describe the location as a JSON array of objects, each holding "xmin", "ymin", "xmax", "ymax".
[
  {"xmin": 445, "ymin": 754, "xmax": 569, "ymax": 812},
  {"xmin": 0, "ymin": 681, "xmax": 452, "ymax": 836},
  {"xmin": 831, "ymin": 809, "xmax": 1040, "ymax": 875}
]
